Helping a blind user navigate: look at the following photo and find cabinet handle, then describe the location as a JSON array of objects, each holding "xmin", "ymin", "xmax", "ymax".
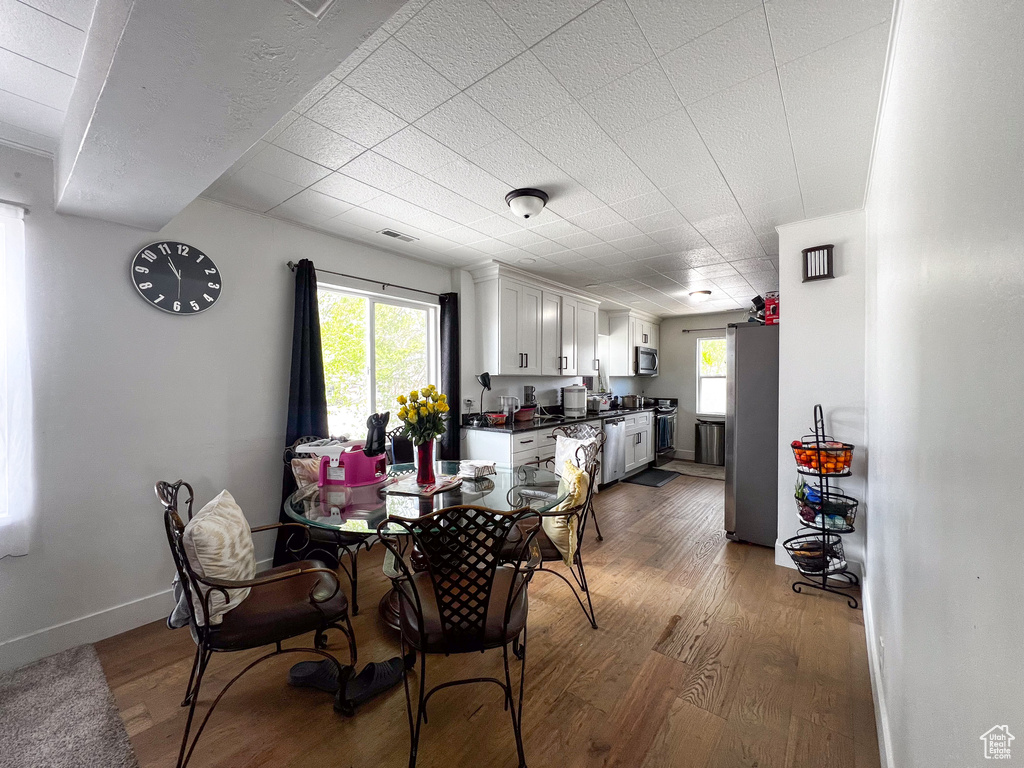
[
  {"xmin": 595, "ymin": 359, "xmax": 599, "ymax": 370},
  {"xmin": 525, "ymin": 353, "xmax": 529, "ymax": 368},
  {"xmin": 518, "ymin": 353, "xmax": 524, "ymax": 368},
  {"xmin": 521, "ymin": 439, "xmax": 534, "ymax": 444}
]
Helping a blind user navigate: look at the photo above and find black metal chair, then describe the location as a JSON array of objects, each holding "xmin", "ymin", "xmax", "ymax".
[
  {"xmin": 157, "ymin": 480, "xmax": 357, "ymax": 768},
  {"xmin": 506, "ymin": 435, "xmax": 603, "ymax": 629},
  {"xmin": 377, "ymin": 505, "xmax": 542, "ymax": 768},
  {"xmin": 284, "ymin": 436, "xmax": 376, "ymax": 614},
  {"xmin": 387, "ymin": 426, "xmax": 415, "ymax": 465}
]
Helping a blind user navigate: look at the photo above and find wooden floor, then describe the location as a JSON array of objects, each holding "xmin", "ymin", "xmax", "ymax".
[{"xmin": 97, "ymin": 475, "xmax": 880, "ymax": 768}]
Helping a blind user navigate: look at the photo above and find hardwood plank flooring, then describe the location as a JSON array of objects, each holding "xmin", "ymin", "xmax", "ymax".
[{"xmin": 96, "ymin": 474, "xmax": 880, "ymax": 768}]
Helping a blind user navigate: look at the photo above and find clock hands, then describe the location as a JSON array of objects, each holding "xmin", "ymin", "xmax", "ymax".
[{"xmin": 167, "ymin": 257, "xmax": 182, "ymax": 299}]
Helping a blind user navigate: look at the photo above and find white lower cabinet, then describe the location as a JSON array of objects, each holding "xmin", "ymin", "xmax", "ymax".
[
  {"xmin": 463, "ymin": 419, "xmax": 606, "ymax": 470},
  {"xmin": 624, "ymin": 412, "xmax": 654, "ymax": 474}
]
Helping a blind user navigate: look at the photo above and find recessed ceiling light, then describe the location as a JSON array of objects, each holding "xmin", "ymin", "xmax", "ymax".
[
  {"xmin": 285, "ymin": 0, "xmax": 337, "ymax": 19},
  {"xmin": 518, "ymin": 257, "xmax": 537, "ymax": 265},
  {"xmin": 689, "ymin": 290, "xmax": 712, "ymax": 303}
]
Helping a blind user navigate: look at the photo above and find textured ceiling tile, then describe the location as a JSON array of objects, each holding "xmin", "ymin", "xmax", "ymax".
[
  {"xmin": 579, "ymin": 60, "xmax": 681, "ymax": 136},
  {"xmin": 693, "ymin": 262, "xmax": 739, "ymax": 279},
  {"xmin": 261, "ymin": 111, "xmax": 300, "ymax": 142},
  {"xmin": 272, "ymin": 116, "xmax": 365, "ymax": 170},
  {"xmin": 0, "ymin": 47, "xmax": 74, "ymax": 111},
  {"xmin": 396, "ymin": 0, "xmax": 525, "ymax": 88},
  {"xmin": 570, "ymin": 241, "xmax": 623, "ymax": 258},
  {"xmin": 344, "ymin": 39, "xmax": 459, "ymax": 122},
  {"xmin": 427, "ymin": 158, "xmax": 510, "ymax": 211},
  {"xmin": 610, "ymin": 190, "xmax": 674, "ymax": 220},
  {"xmin": 631, "ymin": 208, "xmax": 690, "ymax": 234},
  {"xmin": 730, "ymin": 257, "xmax": 777, "ymax": 274},
  {"xmin": 646, "ymin": 224, "xmax": 707, "ymax": 250},
  {"xmin": 544, "ymin": 185, "xmax": 612, "ymax": 218},
  {"xmin": 247, "ymin": 145, "xmax": 331, "ymax": 187},
  {"xmin": 19, "ymin": 0, "xmax": 95, "ymax": 30},
  {"xmin": 687, "ymin": 69, "xmax": 802, "ymax": 210},
  {"xmin": 554, "ymin": 230, "xmax": 603, "ymax": 249},
  {"xmin": 330, "ymin": 26, "xmax": 390, "ymax": 81},
  {"xmin": 529, "ymin": 217, "xmax": 583, "ymax": 240},
  {"xmin": 617, "ymin": 109, "xmax": 719, "ymax": 188},
  {"xmin": 523, "ymin": 239, "xmax": 574, "ymax": 256},
  {"xmin": 311, "ymin": 172, "xmax": 383, "ymax": 205},
  {"xmin": 497, "ymin": 229, "xmax": 551, "ymax": 248},
  {"xmin": 626, "ymin": 0, "xmax": 760, "ymax": 56},
  {"xmin": 268, "ymin": 189, "xmax": 353, "ymax": 225},
  {"xmin": 469, "ymin": 214, "xmax": 524, "ymax": 238},
  {"xmin": 204, "ymin": 166, "xmax": 304, "ymax": 213},
  {"xmin": 339, "ymin": 151, "xmax": 421, "ymax": 191},
  {"xmin": 607, "ymin": 233, "xmax": 658, "ymax": 252},
  {"xmin": 295, "ymin": 76, "xmax": 340, "ymax": 114},
  {"xmin": 306, "ymin": 84, "xmax": 407, "ymax": 147},
  {"xmin": 329, "ymin": 206, "xmax": 398, "ymax": 233},
  {"xmin": 374, "ymin": 126, "xmax": 463, "ymax": 175},
  {"xmin": 436, "ymin": 224, "xmax": 489, "ymax": 245},
  {"xmin": 392, "ymin": 176, "xmax": 493, "ymax": 223},
  {"xmin": 470, "ymin": 134, "xmax": 568, "ymax": 188},
  {"xmin": 533, "ymin": 0, "xmax": 655, "ymax": 97},
  {"xmin": 780, "ymin": 23, "xmax": 889, "ymax": 213},
  {"xmin": 0, "ymin": 0, "xmax": 85, "ymax": 75},
  {"xmin": 743, "ymin": 194, "xmax": 804, "ymax": 235},
  {"xmin": 566, "ymin": 206, "xmax": 627, "ymax": 231},
  {"xmin": 591, "ymin": 220, "xmax": 643, "ymax": 242},
  {"xmin": 486, "ymin": 0, "xmax": 600, "ymax": 46},
  {"xmin": 415, "ymin": 94, "xmax": 510, "ymax": 155},
  {"xmin": 660, "ymin": 7, "xmax": 775, "ymax": 105},
  {"xmin": 765, "ymin": 0, "xmax": 892, "ymax": 64},
  {"xmin": 466, "ymin": 51, "xmax": 573, "ymax": 129},
  {"xmin": 0, "ymin": 89, "xmax": 62, "ymax": 137}
]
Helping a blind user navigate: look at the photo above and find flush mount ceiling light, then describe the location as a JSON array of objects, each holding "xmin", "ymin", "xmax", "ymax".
[
  {"xmin": 517, "ymin": 257, "xmax": 537, "ymax": 265},
  {"xmin": 505, "ymin": 188, "xmax": 548, "ymax": 219},
  {"xmin": 689, "ymin": 290, "xmax": 712, "ymax": 303}
]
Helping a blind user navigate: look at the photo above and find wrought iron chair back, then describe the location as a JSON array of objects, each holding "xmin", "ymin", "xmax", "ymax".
[
  {"xmin": 283, "ymin": 435, "xmax": 323, "ymax": 466},
  {"xmin": 158, "ymin": 480, "xmax": 207, "ymax": 632},
  {"xmin": 379, "ymin": 505, "xmax": 540, "ymax": 652}
]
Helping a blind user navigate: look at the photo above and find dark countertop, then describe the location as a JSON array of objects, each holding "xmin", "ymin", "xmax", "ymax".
[{"xmin": 462, "ymin": 407, "xmax": 656, "ymax": 434}]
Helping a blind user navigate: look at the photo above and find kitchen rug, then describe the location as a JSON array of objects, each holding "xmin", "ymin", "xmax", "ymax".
[
  {"xmin": 624, "ymin": 468, "xmax": 680, "ymax": 487},
  {"xmin": 0, "ymin": 645, "xmax": 139, "ymax": 768}
]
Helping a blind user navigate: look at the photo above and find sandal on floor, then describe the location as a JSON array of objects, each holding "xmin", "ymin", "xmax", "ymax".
[
  {"xmin": 287, "ymin": 659, "xmax": 346, "ymax": 693},
  {"xmin": 334, "ymin": 653, "xmax": 416, "ymax": 714}
]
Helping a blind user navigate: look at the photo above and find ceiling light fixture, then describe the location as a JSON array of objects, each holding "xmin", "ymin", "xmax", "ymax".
[
  {"xmin": 518, "ymin": 257, "xmax": 536, "ymax": 265},
  {"xmin": 689, "ymin": 290, "xmax": 712, "ymax": 303},
  {"xmin": 505, "ymin": 188, "xmax": 548, "ymax": 219}
]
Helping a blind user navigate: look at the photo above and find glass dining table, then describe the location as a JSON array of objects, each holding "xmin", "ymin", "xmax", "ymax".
[{"xmin": 283, "ymin": 461, "xmax": 565, "ymax": 629}]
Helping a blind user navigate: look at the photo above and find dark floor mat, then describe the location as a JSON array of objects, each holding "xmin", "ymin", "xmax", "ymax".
[{"xmin": 624, "ymin": 468, "xmax": 680, "ymax": 487}]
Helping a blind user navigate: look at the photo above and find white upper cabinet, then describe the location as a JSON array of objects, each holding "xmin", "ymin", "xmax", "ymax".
[
  {"xmin": 577, "ymin": 301, "xmax": 600, "ymax": 377},
  {"xmin": 474, "ymin": 263, "xmax": 603, "ymax": 378},
  {"xmin": 608, "ymin": 309, "xmax": 661, "ymax": 376},
  {"xmin": 541, "ymin": 290, "xmax": 562, "ymax": 376}
]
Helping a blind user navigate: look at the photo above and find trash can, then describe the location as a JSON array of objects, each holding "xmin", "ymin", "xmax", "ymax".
[{"xmin": 696, "ymin": 419, "xmax": 725, "ymax": 465}]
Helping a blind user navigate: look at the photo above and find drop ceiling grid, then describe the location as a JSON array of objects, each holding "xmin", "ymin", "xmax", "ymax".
[{"xmin": 204, "ymin": 0, "xmax": 892, "ymax": 314}]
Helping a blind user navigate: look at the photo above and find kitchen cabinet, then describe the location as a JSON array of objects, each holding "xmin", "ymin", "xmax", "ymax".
[
  {"xmin": 483, "ymin": 276, "xmax": 542, "ymax": 375},
  {"xmin": 463, "ymin": 418, "xmax": 606, "ymax": 470},
  {"xmin": 474, "ymin": 263, "xmax": 602, "ymax": 377},
  {"xmin": 577, "ymin": 301, "xmax": 599, "ymax": 377},
  {"xmin": 608, "ymin": 310, "xmax": 661, "ymax": 376},
  {"xmin": 624, "ymin": 412, "xmax": 654, "ymax": 473},
  {"xmin": 541, "ymin": 291, "xmax": 562, "ymax": 376}
]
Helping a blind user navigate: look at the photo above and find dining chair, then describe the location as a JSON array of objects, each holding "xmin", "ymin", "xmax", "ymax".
[
  {"xmin": 506, "ymin": 437, "xmax": 603, "ymax": 629},
  {"xmin": 386, "ymin": 426, "xmax": 415, "ymax": 465},
  {"xmin": 157, "ymin": 480, "xmax": 357, "ymax": 768},
  {"xmin": 284, "ymin": 436, "xmax": 375, "ymax": 614},
  {"xmin": 377, "ymin": 505, "xmax": 542, "ymax": 768}
]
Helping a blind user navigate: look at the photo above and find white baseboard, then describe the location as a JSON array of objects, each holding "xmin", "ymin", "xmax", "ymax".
[
  {"xmin": 674, "ymin": 449, "xmax": 695, "ymax": 461},
  {"xmin": 0, "ymin": 557, "xmax": 274, "ymax": 674},
  {"xmin": 861, "ymin": 574, "xmax": 895, "ymax": 768}
]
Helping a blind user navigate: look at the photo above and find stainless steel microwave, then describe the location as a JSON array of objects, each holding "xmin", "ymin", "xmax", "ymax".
[{"xmin": 635, "ymin": 345, "xmax": 659, "ymax": 375}]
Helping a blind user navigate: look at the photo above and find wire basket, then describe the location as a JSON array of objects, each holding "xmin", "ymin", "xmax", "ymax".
[
  {"xmin": 783, "ymin": 533, "xmax": 848, "ymax": 576},
  {"xmin": 794, "ymin": 486, "xmax": 858, "ymax": 533},
  {"xmin": 791, "ymin": 438, "xmax": 854, "ymax": 476}
]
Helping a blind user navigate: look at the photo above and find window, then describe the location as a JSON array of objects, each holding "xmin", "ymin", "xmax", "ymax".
[
  {"xmin": 697, "ymin": 337, "xmax": 727, "ymax": 415},
  {"xmin": 1, "ymin": 202, "xmax": 33, "ymax": 558},
  {"xmin": 318, "ymin": 285, "xmax": 438, "ymax": 439}
]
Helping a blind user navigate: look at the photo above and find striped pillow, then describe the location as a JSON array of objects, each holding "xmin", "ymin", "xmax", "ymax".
[{"xmin": 182, "ymin": 490, "xmax": 256, "ymax": 625}]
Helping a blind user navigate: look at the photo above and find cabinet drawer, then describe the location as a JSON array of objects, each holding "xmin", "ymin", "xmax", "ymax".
[
  {"xmin": 511, "ymin": 432, "xmax": 554, "ymax": 453},
  {"xmin": 637, "ymin": 413, "xmax": 651, "ymax": 427},
  {"xmin": 513, "ymin": 444, "xmax": 555, "ymax": 466},
  {"xmin": 623, "ymin": 415, "xmax": 637, "ymax": 429}
]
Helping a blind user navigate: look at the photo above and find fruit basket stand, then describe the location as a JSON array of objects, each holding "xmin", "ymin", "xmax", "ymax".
[{"xmin": 783, "ymin": 404, "xmax": 861, "ymax": 608}]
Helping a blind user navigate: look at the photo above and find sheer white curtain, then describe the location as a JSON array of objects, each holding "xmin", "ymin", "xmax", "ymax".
[{"xmin": 0, "ymin": 202, "xmax": 34, "ymax": 558}]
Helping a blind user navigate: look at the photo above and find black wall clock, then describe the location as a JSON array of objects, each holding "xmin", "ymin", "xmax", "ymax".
[{"xmin": 131, "ymin": 241, "xmax": 222, "ymax": 315}]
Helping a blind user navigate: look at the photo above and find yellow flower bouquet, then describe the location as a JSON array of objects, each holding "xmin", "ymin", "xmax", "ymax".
[{"xmin": 396, "ymin": 385, "xmax": 449, "ymax": 485}]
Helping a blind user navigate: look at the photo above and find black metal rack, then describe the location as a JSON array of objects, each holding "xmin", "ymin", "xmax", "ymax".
[{"xmin": 783, "ymin": 404, "xmax": 861, "ymax": 609}]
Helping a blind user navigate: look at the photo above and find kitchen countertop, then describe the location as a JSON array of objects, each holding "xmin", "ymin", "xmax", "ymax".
[{"xmin": 461, "ymin": 407, "xmax": 656, "ymax": 434}]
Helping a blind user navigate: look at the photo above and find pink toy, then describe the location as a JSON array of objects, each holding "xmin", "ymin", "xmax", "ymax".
[{"xmin": 318, "ymin": 446, "xmax": 387, "ymax": 488}]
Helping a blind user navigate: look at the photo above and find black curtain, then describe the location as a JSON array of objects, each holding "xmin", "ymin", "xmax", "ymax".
[
  {"xmin": 439, "ymin": 292, "xmax": 460, "ymax": 460},
  {"xmin": 275, "ymin": 259, "xmax": 329, "ymax": 565}
]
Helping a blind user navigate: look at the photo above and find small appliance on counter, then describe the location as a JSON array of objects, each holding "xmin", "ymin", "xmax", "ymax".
[
  {"xmin": 498, "ymin": 395, "xmax": 521, "ymax": 420},
  {"xmin": 561, "ymin": 385, "xmax": 588, "ymax": 419},
  {"xmin": 587, "ymin": 393, "xmax": 612, "ymax": 413}
]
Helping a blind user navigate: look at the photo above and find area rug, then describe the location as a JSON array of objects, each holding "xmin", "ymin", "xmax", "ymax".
[
  {"xmin": 624, "ymin": 468, "xmax": 680, "ymax": 487},
  {"xmin": 663, "ymin": 460, "xmax": 726, "ymax": 481},
  {"xmin": 0, "ymin": 645, "xmax": 138, "ymax": 768}
]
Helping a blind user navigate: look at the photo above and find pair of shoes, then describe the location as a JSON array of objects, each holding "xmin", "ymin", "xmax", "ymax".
[{"xmin": 287, "ymin": 654, "xmax": 415, "ymax": 714}]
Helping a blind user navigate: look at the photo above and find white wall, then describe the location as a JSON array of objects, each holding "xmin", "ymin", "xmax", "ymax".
[
  {"xmin": 863, "ymin": 2, "xmax": 1024, "ymax": 766},
  {"xmin": 775, "ymin": 211, "xmax": 867, "ymax": 568},
  {"xmin": 0, "ymin": 145, "xmax": 453, "ymax": 672},
  {"xmin": 615, "ymin": 311, "xmax": 747, "ymax": 459}
]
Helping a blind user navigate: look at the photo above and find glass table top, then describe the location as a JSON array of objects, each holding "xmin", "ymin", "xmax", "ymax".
[{"xmin": 283, "ymin": 461, "xmax": 564, "ymax": 535}]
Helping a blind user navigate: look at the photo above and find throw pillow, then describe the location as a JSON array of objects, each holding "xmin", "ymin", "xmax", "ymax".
[
  {"xmin": 542, "ymin": 460, "xmax": 590, "ymax": 566},
  {"xmin": 181, "ymin": 490, "xmax": 256, "ymax": 625}
]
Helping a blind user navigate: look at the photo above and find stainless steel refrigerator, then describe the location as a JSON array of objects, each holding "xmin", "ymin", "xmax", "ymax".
[{"xmin": 724, "ymin": 323, "xmax": 779, "ymax": 547}]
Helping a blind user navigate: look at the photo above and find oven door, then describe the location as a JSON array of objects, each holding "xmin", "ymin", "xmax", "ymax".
[
  {"xmin": 635, "ymin": 346, "xmax": 659, "ymax": 375},
  {"xmin": 657, "ymin": 413, "xmax": 677, "ymax": 451}
]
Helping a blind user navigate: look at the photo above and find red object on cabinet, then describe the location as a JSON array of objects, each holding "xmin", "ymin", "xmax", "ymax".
[{"xmin": 765, "ymin": 291, "xmax": 780, "ymax": 325}]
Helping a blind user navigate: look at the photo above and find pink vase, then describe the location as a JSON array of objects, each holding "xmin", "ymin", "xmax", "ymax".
[{"xmin": 416, "ymin": 441, "xmax": 436, "ymax": 486}]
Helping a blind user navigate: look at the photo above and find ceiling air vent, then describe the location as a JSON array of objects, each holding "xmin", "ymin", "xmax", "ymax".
[
  {"xmin": 285, "ymin": 0, "xmax": 338, "ymax": 20},
  {"xmin": 379, "ymin": 229, "xmax": 419, "ymax": 243}
]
